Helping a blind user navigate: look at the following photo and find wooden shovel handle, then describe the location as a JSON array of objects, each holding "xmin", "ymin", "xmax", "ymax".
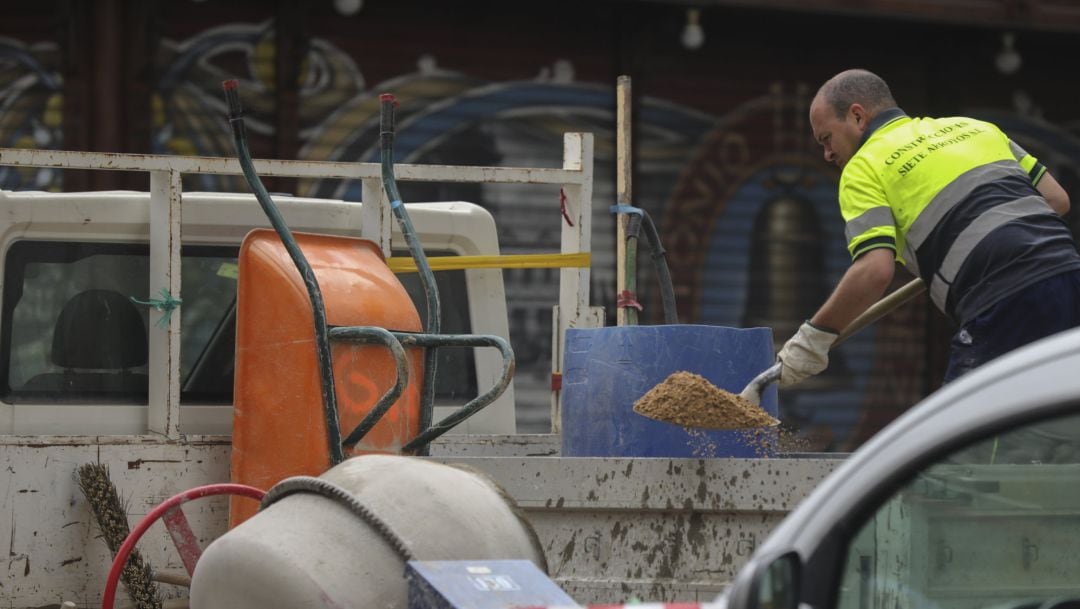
[{"xmin": 835, "ymin": 278, "xmax": 926, "ymax": 346}]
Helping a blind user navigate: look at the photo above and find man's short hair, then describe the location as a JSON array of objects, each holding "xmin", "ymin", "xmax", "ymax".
[{"xmin": 818, "ymin": 69, "xmax": 896, "ymax": 118}]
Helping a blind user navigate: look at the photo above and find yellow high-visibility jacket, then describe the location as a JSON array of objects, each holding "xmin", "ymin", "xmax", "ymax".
[{"xmin": 840, "ymin": 108, "xmax": 1080, "ymax": 324}]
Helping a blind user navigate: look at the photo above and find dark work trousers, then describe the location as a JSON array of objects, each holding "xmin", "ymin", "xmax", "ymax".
[{"xmin": 944, "ymin": 269, "xmax": 1080, "ymax": 383}]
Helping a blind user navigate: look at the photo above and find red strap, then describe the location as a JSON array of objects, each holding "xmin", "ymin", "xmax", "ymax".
[
  {"xmin": 559, "ymin": 189, "xmax": 574, "ymax": 227},
  {"xmin": 550, "ymin": 372, "xmax": 563, "ymax": 391},
  {"xmin": 163, "ymin": 506, "xmax": 203, "ymax": 576},
  {"xmin": 617, "ymin": 290, "xmax": 644, "ymax": 311}
]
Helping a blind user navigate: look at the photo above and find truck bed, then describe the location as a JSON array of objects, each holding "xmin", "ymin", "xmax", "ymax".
[{"xmin": 0, "ymin": 433, "xmax": 841, "ymax": 606}]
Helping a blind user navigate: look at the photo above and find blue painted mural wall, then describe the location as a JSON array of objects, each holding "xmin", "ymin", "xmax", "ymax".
[{"xmin": 2, "ymin": 1, "xmax": 1079, "ymax": 448}]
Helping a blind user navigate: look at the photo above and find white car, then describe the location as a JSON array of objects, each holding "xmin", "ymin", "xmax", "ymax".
[{"xmin": 721, "ymin": 325, "xmax": 1080, "ymax": 609}]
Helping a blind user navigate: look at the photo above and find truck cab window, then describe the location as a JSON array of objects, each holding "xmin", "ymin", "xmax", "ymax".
[
  {"xmin": 1, "ymin": 241, "xmax": 476, "ymax": 406},
  {"xmin": 0, "ymin": 241, "xmax": 239, "ymax": 404},
  {"xmin": 836, "ymin": 409, "xmax": 1080, "ymax": 609},
  {"xmin": 393, "ymin": 251, "xmax": 477, "ymax": 406}
]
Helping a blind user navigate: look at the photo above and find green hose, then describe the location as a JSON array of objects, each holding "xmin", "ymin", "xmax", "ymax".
[{"xmin": 624, "ymin": 229, "xmax": 640, "ymax": 326}]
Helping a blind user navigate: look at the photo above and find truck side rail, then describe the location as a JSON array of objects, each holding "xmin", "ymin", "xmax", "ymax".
[{"xmin": 0, "ymin": 137, "xmax": 595, "ymax": 439}]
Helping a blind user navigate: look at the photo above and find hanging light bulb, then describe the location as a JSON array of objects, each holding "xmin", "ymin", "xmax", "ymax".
[
  {"xmin": 334, "ymin": 0, "xmax": 363, "ymax": 16},
  {"xmin": 995, "ymin": 32, "xmax": 1022, "ymax": 75},
  {"xmin": 681, "ymin": 8, "xmax": 705, "ymax": 50}
]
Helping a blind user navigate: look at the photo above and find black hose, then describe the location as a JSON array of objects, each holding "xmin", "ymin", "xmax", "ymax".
[
  {"xmin": 379, "ymin": 94, "xmax": 440, "ymax": 456},
  {"xmin": 626, "ymin": 213, "xmax": 643, "ymax": 241},
  {"xmin": 639, "ymin": 209, "xmax": 678, "ymax": 324},
  {"xmin": 223, "ymin": 79, "xmax": 344, "ymax": 465},
  {"xmin": 626, "ymin": 208, "xmax": 673, "ymax": 326}
]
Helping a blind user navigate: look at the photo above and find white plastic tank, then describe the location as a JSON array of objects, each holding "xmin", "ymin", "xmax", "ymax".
[{"xmin": 190, "ymin": 454, "xmax": 547, "ymax": 608}]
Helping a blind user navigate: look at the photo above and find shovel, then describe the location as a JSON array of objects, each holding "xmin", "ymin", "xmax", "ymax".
[{"xmin": 739, "ymin": 277, "xmax": 926, "ymax": 405}]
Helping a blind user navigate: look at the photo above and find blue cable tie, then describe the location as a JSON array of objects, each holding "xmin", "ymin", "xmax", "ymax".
[
  {"xmin": 391, "ymin": 199, "xmax": 403, "ymax": 209},
  {"xmin": 610, "ymin": 204, "xmax": 643, "ymax": 216}
]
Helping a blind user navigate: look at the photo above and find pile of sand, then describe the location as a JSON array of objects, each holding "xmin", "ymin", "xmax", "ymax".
[{"xmin": 633, "ymin": 371, "xmax": 779, "ymax": 430}]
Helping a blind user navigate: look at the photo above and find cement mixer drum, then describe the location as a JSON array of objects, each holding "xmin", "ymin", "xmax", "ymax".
[{"xmin": 189, "ymin": 455, "xmax": 547, "ymax": 609}]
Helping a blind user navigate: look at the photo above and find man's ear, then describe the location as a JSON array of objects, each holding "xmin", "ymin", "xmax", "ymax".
[{"xmin": 850, "ymin": 103, "xmax": 868, "ymax": 131}]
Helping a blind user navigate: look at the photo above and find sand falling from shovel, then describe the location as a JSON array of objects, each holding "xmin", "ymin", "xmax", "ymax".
[{"xmin": 633, "ymin": 371, "xmax": 779, "ymax": 429}]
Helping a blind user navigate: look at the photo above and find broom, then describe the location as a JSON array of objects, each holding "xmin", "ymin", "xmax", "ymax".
[{"xmin": 77, "ymin": 463, "xmax": 162, "ymax": 609}]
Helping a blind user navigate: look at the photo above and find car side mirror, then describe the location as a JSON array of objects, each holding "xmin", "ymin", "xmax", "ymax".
[{"xmin": 744, "ymin": 553, "xmax": 800, "ymax": 609}]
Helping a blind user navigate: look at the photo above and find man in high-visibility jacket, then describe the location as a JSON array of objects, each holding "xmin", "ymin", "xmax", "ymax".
[{"xmin": 779, "ymin": 68, "xmax": 1080, "ymax": 386}]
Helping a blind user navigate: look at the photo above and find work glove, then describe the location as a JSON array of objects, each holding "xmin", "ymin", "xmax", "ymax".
[{"xmin": 777, "ymin": 321, "xmax": 839, "ymax": 387}]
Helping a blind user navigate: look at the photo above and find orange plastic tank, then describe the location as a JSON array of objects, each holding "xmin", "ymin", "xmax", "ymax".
[{"xmin": 229, "ymin": 229, "xmax": 424, "ymax": 525}]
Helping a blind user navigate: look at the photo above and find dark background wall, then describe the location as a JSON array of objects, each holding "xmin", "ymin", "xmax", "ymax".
[{"xmin": 2, "ymin": 0, "xmax": 1078, "ymax": 448}]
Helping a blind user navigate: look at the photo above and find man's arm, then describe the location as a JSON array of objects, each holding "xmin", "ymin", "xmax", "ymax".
[
  {"xmin": 1037, "ymin": 171, "xmax": 1070, "ymax": 215},
  {"xmin": 809, "ymin": 247, "xmax": 896, "ymax": 333}
]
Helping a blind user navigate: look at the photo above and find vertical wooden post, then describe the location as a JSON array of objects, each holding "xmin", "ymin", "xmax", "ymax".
[
  {"xmin": 148, "ymin": 169, "xmax": 183, "ymax": 438},
  {"xmin": 616, "ymin": 75, "xmax": 632, "ymax": 326}
]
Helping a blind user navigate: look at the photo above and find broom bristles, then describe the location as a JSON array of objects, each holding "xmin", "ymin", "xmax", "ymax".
[{"xmin": 77, "ymin": 463, "xmax": 163, "ymax": 609}]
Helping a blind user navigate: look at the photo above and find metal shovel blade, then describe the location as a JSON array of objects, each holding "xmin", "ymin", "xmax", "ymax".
[{"xmin": 739, "ymin": 362, "xmax": 782, "ymax": 406}]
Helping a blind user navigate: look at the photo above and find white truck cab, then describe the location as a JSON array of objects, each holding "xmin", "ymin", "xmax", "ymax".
[{"xmin": 0, "ymin": 189, "xmax": 514, "ymax": 436}]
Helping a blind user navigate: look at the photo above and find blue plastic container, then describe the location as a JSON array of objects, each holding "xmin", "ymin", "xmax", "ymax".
[{"xmin": 560, "ymin": 325, "xmax": 778, "ymax": 458}]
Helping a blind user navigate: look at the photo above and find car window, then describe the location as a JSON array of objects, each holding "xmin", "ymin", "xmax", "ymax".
[
  {"xmin": 0, "ymin": 240, "xmax": 476, "ymax": 406},
  {"xmin": 836, "ymin": 409, "xmax": 1080, "ymax": 609}
]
